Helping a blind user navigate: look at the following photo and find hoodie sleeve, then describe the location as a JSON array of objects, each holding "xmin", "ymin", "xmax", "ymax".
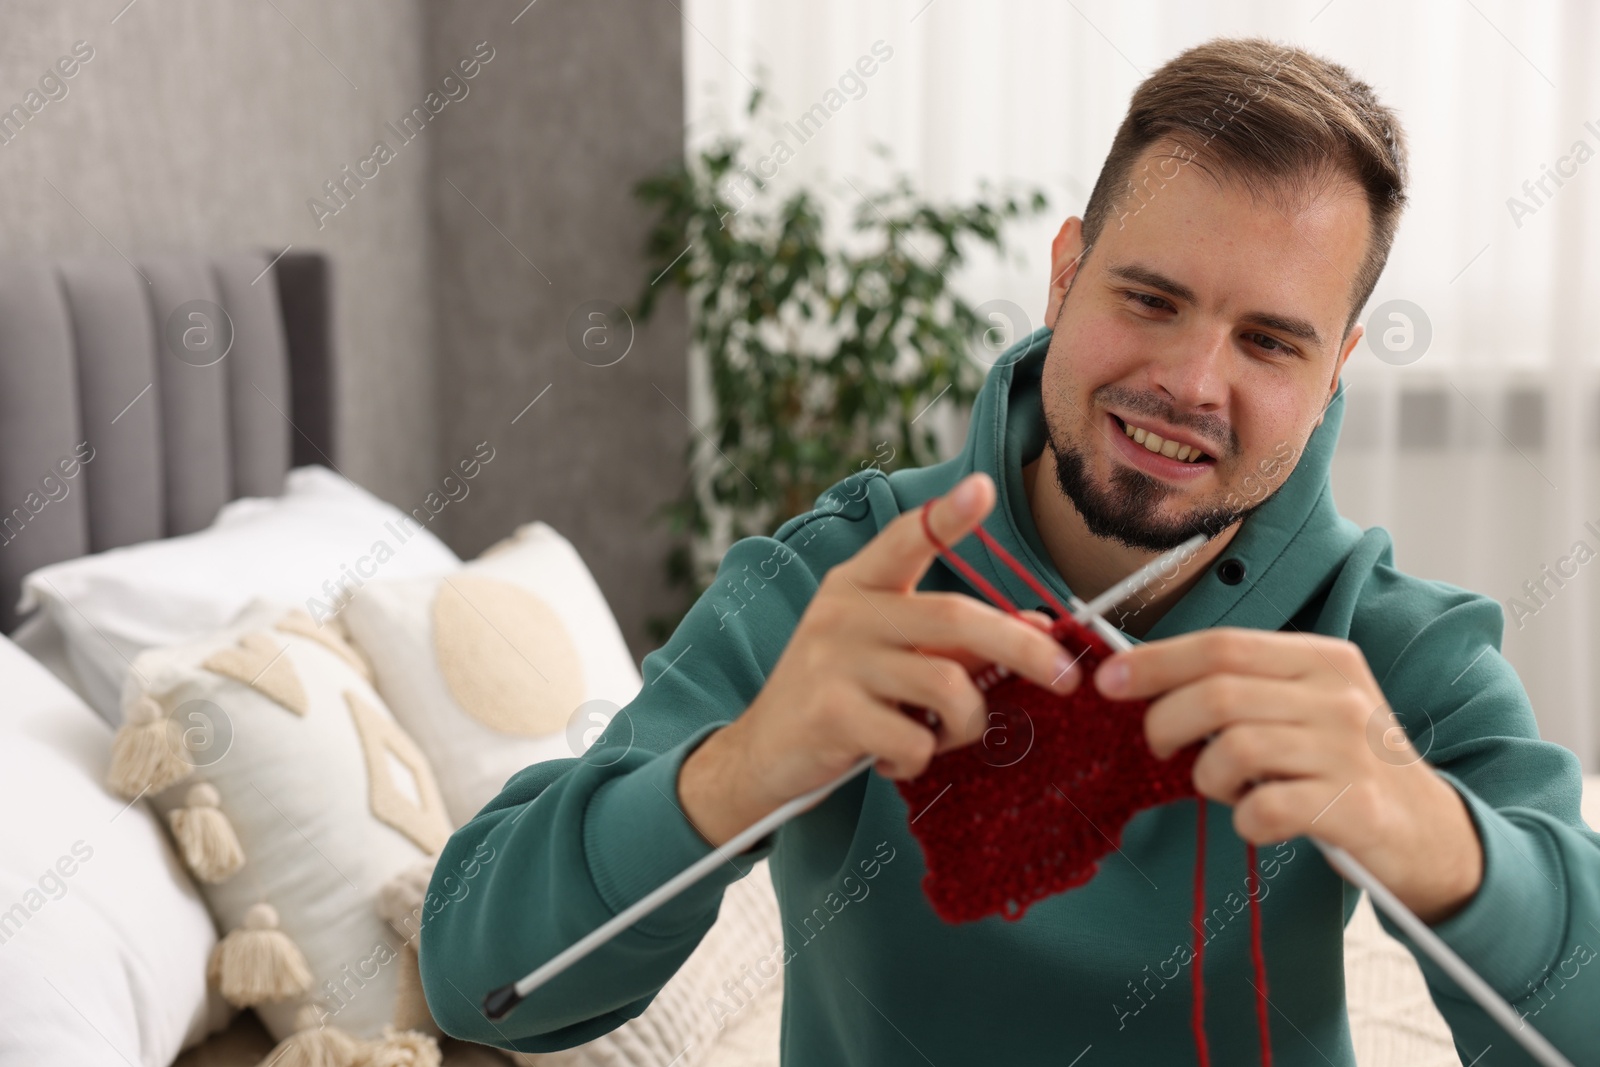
[
  {"xmin": 416, "ymin": 529, "xmax": 827, "ymax": 1052},
  {"xmin": 1366, "ymin": 592, "xmax": 1600, "ymax": 1067}
]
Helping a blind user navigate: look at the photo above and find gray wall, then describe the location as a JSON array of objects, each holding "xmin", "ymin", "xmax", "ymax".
[
  {"xmin": 427, "ymin": 1, "xmax": 689, "ymax": 660},
  {"xmin": 0, "ymin": 0, "xmax": 688, "ymax": 659},
  {"xmin": 0, "ymin": 0, "xmax": 436, "ymax": 505}
]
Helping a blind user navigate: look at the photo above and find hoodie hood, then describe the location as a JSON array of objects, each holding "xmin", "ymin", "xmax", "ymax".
[{"xmin": 889, "ymin": 324, "xmax": 1366, "ymax": 640}]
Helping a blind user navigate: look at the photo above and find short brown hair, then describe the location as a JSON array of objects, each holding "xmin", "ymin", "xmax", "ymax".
[{"xmin": 1080, "ymin": 37, "xmax": 1408, "ymax": 338}]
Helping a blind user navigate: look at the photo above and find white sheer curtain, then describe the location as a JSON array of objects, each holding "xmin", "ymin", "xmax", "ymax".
[{"xmin": 682, "ymin": 0, "xmax": 1600, "ymax": 768}]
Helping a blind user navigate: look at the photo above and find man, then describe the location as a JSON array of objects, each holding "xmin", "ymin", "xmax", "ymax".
[{"xmin": 421, "ymin": 37, "xmax": 1600, "ymax": 1065}]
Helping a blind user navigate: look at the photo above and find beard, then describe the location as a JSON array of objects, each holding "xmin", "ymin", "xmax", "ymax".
[
  {"xmin": 1038, "ymin": 272, "xmax": 1290, "ymax": 553},
  {"xmin": 1046, "ymin": 418, "xmax": 1270, "ymax": 553}
]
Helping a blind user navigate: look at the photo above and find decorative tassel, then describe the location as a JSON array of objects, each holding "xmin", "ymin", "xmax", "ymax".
[
  {"xmin": 208, "ymin": 902, "xmax": 313, "ymax": 1005},
  {"xmin": 107, "ymin": 696, "xmax": 191, "ymax": 798},
  {"xmin": 255, "ymin": 1004, "xmax": 364, "ymax": 1067},
  {"xmin": 359, "ymin": 1027, "xmax": 441, "ymax": 1067},
  {"xmin": 375, "ymin": 860, "xmax": 434, "ymax": 947},
  {"xmin": 375, "ymin": 860, "xmax": 439, "ymax": 1034},
  {"xmin": 168, "ymin": 782, "xmax": 245, "ymax": 883}
]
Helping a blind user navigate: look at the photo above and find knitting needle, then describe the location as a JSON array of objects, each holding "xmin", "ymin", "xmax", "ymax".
[
  {"xmin": 1068, "ymin": 532, "xmax": 1207, "ymax": 649},
  {"xmin": 483, "ymin": 752, "xmax": 878, "ymax": 1019},
  {"xmin": 1078, "ymin": 559, "xmax": 1575, "ymax": 1067},
  {"xmin": 482, "ymin": 534, "xmax": 1207, "ymax": 1021},
  {"xmin": 1314, "ymin": 841, "xmax": 1574, "ymax": 1067}
]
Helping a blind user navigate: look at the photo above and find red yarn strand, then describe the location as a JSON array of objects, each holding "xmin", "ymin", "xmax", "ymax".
[
  {"xmin": 1248, "ymin": 842, "xmax": 1272, "ymax": 1066},
  {"xmin": 968, "ymin": 524, "xmax": 1076, "ymax": 621},
  {"xmin": 919, "ymin": 502, "xmax": 1021, "ymax": 615},
  {"xmin": 1192, "ymin": 797, "xmax": 1211, "ymax": 1067}
]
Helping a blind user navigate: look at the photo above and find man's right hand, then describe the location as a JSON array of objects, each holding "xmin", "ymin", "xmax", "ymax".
[{"xmin": 677, "ymin": 471, "xmax": 1083, "ymax": 848}]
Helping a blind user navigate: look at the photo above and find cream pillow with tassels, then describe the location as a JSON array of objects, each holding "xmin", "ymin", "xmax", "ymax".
[
  {"xmin": 345, "ymin": 523, "xmax": 796, "ymax": 1067},
  {"xmin": 105, "ymin": 599, "xmax": 455, "ymax": 1066},
  {"xmin": 341, "ymin": 521, "xmax": 643, "ymax": 826}
]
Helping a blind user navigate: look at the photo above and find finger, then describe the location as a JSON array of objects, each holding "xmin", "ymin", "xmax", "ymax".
[
  {"xmin": 1190, "ymin": 723, "xmax": 1328, "ymax": 805},
  {"xmin": 857, "ymin": 651, "xmax": 986, "ymax": 747},
  {"xmin": 887, "ymin": 608, "xmax": 1051, "ymax": 677},
  {"xmin": 1095, "ymin": 627, "xmax": 1330, "ymax": 701},
  {"xmin": 836, "ymin": 472, "xmax": 995, "ymax": 592},
  {"xmin": 847, "ymin": 696, "xmax": 939, "ymax": 780},
  {"xmin": 1144, "ymin": 675, "xmax": 1316, "ymax": 758},
  {"xmin": 852, "ymin": 589, "xmax": 1082, "ymax": 695},
  {"xmin": 1231, "ymin": 778, "xmax": 1350, "ymax": 846},
  {"xmin": 1018, "ymin": 610, "xmax": 1054, "ymax": 631}
]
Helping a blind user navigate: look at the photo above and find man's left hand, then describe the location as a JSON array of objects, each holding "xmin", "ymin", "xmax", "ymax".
[{"xmin": 1094, "ymin": 627, "xmax": 1484, "ymax": 924}]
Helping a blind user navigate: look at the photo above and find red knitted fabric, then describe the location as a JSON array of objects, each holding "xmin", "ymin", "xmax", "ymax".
[{"xmin": 897, "ymin": 501, "xmax": 1271, "ymax": 1065}]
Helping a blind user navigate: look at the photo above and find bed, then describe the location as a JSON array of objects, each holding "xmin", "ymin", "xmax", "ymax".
[
  {"xmin": 0, "ymin": 248, "xmax": 783, "ymax": 1067},
  {"xmin": 0, "ymin": 250, "xmax": 333, "ymax": 633}
]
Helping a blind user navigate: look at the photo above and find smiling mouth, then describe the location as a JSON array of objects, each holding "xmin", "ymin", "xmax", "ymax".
[{"xmin": 1110, "ymin": 414, "xmax": 1214, "ymax": 464}]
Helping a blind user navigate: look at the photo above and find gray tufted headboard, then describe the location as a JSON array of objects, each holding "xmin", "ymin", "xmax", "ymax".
[{"xmin": 0, "ymin": 250, "xmax": 336, "ymax": 631}]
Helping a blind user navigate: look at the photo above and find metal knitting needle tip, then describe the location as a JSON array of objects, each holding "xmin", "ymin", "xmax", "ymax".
[
  {"xmin": 1314, "ymin": 840, "xmax": 1575, "ymax": 1067},
  {"xmin": 1076, "ymin": 533, "xmax": 1210, "ymax": 622},
  {"xmin": 484, "ymin": 755, "xmax": 877, "ymax": 1020},
  {"xmin": 1068, "ymin": 533, "xmax": 1209, "ymax": 652}
]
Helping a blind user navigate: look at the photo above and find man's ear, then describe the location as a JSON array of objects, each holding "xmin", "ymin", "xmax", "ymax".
[
  {"xmin": 1045, "ymin": 217, "xmax": 1087, "ymax": 329},
  {"xmin": 1318, "ymin": 324, "xmax": 1363, "ymax": 427}
]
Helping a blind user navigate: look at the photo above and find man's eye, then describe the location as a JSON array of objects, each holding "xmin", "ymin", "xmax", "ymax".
[
  {"xmin": 1125, "ymin": 291, "xmax": 1170, "ymax": 311},
  {"xmin": 1246, "ymin": 332, "xmax": 1295, "ymax": 356}
]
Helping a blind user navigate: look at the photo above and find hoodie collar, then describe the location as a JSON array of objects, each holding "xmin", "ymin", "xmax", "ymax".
[{"xmin": 946, "ymin": 325, "xmax": 1364, "ymax": 641}]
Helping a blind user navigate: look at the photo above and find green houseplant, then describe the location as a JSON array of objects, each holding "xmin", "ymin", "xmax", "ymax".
[{"xmin": 633, "ymin": 89, "xmax": 1048, "ymax": 640}]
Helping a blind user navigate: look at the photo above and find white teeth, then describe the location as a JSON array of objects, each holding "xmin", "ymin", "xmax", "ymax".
[{"xmin": 1118, "ymin": 416, "xmax": 1207, "ymax": 463}]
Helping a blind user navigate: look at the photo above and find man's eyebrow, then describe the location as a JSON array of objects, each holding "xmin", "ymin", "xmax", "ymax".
[
  {"xmin": 1240, "ymin": 310, "xmax": 1323, "ymax": 350},
  {"xmin": 1108, "ymin": 263, "xmax": 1197, "ymax": 304},
  {"xmin": 1106, "ymin": 262, "xmax": 1325, "ymax": 351}
]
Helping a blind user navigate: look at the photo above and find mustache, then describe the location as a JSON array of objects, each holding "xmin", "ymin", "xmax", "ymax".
[{"xmin": 1095, "ymin": 385, "xmax": 1237, "ymax": 458}]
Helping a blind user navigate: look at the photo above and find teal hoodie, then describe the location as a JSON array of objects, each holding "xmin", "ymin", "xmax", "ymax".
[{"xmin": 419, "ymin": 326, "xmax": 1600, "ymax": 1066}]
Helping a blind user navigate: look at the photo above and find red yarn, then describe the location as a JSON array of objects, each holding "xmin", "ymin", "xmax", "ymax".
[
  {"xmin": 900, "ymin": 501, "xmax": 1270, "ymax": 1064},
  {"xmin": 1248, "ymin": 842, "xmax": 1273, "ymax": 1066},
  {"xmin": 1194, "ymin": 798, "xmax": 1211, "ymax": 1067}
]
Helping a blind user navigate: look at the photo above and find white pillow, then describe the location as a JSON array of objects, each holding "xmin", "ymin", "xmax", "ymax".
[
  {"xmin": 0, "ymin": 633, "xmax": 231, "ymax": 1067},
  {"xmin": 20, "ymin": 466, "xmax": 462, "ymax": 725},
  {"xmin": 506, "ymin": 860, "xmax": 785, "ymax": 1067},
  {"xmin": 342, "ymin": 521, "xmax": 642, "ymax": 825},
  {"xmin": 1343, "ymin": 892, "xmax": 1459, "ymax": 1066},
  {"xmin": 121, "ymin": 599, "xmax": 455, "ymax": 1044},
  {"xmin": 9, "ymin": 609, "xmax": 95, "ymax": 707}
]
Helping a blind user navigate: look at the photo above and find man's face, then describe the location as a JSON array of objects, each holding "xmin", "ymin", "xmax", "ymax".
[{"xmin": 1040, "ymin": 144, "xmax": 1368, "ymax": 552}]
